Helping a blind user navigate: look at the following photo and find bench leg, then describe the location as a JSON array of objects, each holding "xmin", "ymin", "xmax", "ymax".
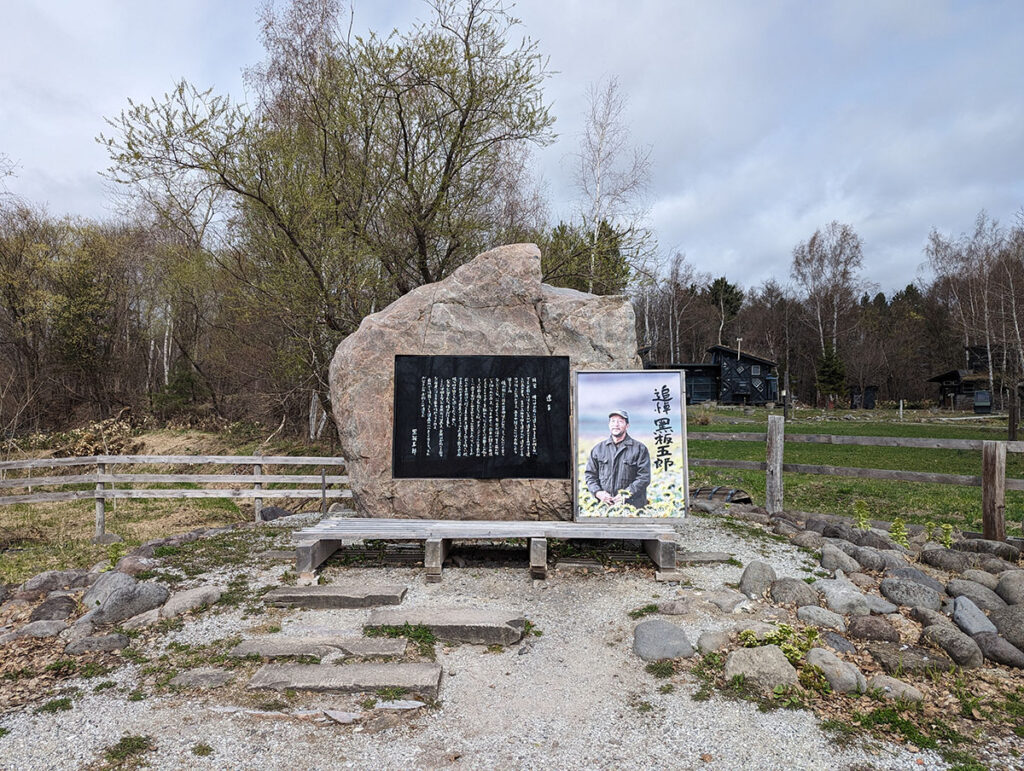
[
  {"xmin": 424, "ymin": 538, "xmax": 451, "ymax": 583},
  {"xmin": 529, "ymin": 537, "xmax": 548, "ymax": 580},
  {"xmin": 296, "ymin": 539, "xmax": 342, "ymax": 580},
  {"xmin": 643, "ymin": 535, "xmax": 677, "ymax": 571}
]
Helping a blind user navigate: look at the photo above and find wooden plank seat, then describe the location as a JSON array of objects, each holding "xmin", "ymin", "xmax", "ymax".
[{"xmin": 293, "ymin": 518, "xmax": 678, "ymax": 582}]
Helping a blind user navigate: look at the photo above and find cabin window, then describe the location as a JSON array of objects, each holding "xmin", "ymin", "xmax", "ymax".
[{"xmin": 751, "ymin": 365, "xmax": 761, "ymax": 376}]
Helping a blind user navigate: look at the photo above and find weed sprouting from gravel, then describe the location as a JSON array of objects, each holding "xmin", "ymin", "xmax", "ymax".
[
  {"xmin": 645, "ymin": 660, "xmax": 675, "ymax": 679},
  {"xmin": 364, "ymin": 623, "xmax": 437, "ymax": 659},
  {"xmin": 103, "ymin": 734, "xmax": 155, "ymax": 766},
  {"xmin": 34, "ymin": 697, "xmax": 72, "ymax": 714},
  {"xmin": 627, "ymin": 604, "xmax": 659, "ymax": 619},
  {"xmin": 192, "ymin": 742, "xmax": 214, "ymax": 757}
]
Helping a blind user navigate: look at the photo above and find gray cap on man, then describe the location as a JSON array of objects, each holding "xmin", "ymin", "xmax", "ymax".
[{"xmin": 608, "ymin": 409, "xmax": 629, "ymax": 422}]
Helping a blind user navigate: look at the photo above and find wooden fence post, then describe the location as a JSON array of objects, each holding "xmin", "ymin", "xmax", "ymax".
[
  {"xmin": 253, "ymin": 461, "xmax": 262, "ymax": 522},
  {"xmin": 1009, "ymin": 393, "xmax": 1019, "ymax": 442},
  {"xmin": 766, "ymin": 414, "xmax": 784, "ymax": 514},
  {"xmin": 982, "ymin": 440, "xmax": 1006, "ymax": 541},
  {"xmin": 94, "ymin": 461, "xmax": 106, "ymax": 538}
]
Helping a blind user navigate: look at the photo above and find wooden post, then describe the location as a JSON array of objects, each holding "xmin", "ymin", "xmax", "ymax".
[
  {"xmin": 766, "ymin": 414, "xmax": 784, "ymax": 514},
  {"xmin": 783, "ymin": 372, "xmax": 791, "ymax": 421},
  {"xmin": 529, "ymin": 537, "xmax": 548, "ymax": 579},
  {"xmin": 94, "ymin": 462, "xmax": 106, "ymax": 538},
  {"xmin": 253, "ymin": 462, "xmax": 262, "ymax": 522},
  {"xmin": 982, "ymin": 440, "xmax": 1006, "ymax": 542},
  {"xmin": 1009, "ymin": 393, "xmax": 1019, "ymax": 442},
  {"xmin": 320, "ymin": 467, "xmax": 327, "ymax": 516}
]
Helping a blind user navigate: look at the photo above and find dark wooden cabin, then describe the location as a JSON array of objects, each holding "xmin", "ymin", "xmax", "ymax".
[
  {"xmin": 645, "ymin": 346, "xmax": 779, "ymax": 405},
  {"xmin": 707, "ymin": 345, "xmax": 779, "ymax": 405}
]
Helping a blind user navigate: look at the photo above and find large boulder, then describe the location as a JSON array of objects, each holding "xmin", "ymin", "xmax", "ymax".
[{"xmin": 328, "ymin": 243, "xmax": 641, "ymax": 519}]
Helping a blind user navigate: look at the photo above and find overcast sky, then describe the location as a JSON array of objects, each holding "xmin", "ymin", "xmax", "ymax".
[{"xmin": 3, "ymin": 0, "xmax": 1024, "ymax": 295}]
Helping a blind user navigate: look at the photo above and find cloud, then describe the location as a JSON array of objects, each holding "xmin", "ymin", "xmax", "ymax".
[{"xmin": 4, "ymin": 0, "xmax": 1023, "ymax": 296}]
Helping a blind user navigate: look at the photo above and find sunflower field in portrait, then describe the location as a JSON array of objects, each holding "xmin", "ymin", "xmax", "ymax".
[{"xmin": 575, "ymin": 443, "xmax": 687, "ymax": 518}]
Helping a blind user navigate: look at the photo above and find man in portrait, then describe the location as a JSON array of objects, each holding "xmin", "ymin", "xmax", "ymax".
[{"xmin": 584, "ymin": 409, "xmax": 651, "ymax": 509}]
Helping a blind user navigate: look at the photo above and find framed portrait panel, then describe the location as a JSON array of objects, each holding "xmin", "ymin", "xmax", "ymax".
[{"xmin": 574, "ymin": 370, "xmax": 689, "ymax": 520}]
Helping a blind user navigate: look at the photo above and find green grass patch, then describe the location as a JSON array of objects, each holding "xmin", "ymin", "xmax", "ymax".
[
  {"xmin": 645, "ymin": 660, "xmax": 675, "ymax": 678},
  {"xmin": 103, "ymin": 734, "xmax": 155, "ymax": 766},
  {"xmin": 628, "ymin": 604, "xmax": 659, "ymax": 619},
  {"xmin": 191, "ymin": 742, "xmax": 214, "ymax": 757},
  {"xmin": 690, "ymin": 415, "xmax": 1024, "ymax": 529},
  {"xmin": 364, "ymin": 623, "xmax": 437, "ymax": 659},
  {"xmin": 34, "ymin": 697, "xmax": 73, "ymax": 714}
]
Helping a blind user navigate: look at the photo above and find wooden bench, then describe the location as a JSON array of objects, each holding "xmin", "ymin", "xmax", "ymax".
[{"xmin": 293, "ymin": 518, "xmax": 679, "ymax": 582}]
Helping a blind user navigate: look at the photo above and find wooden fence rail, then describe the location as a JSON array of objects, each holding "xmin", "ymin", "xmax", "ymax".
[
  {"xmin": 691, "ymin": 418, "xmax": 1019, "ymax": 540},
  {"xmin": 0, "ymin": 455, "xmax": 349, "ymax": 540}
]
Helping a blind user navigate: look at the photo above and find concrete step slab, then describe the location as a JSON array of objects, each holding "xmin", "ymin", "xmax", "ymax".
[
  {"xmin": 365, "ymin": 608, "xmax": 525, "ymax": 645},
  {"xmin": 247, "ymin": 662, "xmax": 442, "ymax": 699},
  {"xmin": 263, "ymin": 584, "xmax": 407, "ymax": 609},
  {"xmin": 230, "ymin": 636, "xmax": 407, "ymax": 659}
]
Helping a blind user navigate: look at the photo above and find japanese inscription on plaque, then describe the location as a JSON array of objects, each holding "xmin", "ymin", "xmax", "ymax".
[{"xmin": 392, "ymin": 355, "xmax": 570, "ymax": 479}]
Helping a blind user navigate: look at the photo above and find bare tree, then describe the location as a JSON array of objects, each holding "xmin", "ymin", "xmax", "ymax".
[
  {"xmin": 791, "ymin": 221, "xmax": 865, "ymax": 355},
  {"xmin": 572, "ymin": 76, "xmax": 654, "ymax": 292}
]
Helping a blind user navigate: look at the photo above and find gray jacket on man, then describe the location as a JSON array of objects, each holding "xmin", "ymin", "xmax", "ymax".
[{"xmin": 584, "ymin": 434, "xmax": 651, "ymax": 508}]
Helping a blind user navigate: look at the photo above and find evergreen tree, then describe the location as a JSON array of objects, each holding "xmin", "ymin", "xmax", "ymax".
[{"xmin": 816, "ymin": 344, "xmax": 846, "ymax": 406}]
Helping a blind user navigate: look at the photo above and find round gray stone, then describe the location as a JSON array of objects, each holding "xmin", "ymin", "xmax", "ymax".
[
  {"xmin": 739, "ymin": 561, "xmax": 776, "ymax": 599},
  {"xmin": 946, "ymin": 579, "xmax": 1007, "ymax": 612},
  {"xmin": 996, "ymin": 571, "xmax": 1024, "ymax": 605},
  {"xmin": 632, "ymin": 619, "xmax": 694, "ymax": 661},
  {"xmin": 886, "ymin": 567, "xmax": 944, "ymax": 594},
  {"xmin": 723, "ymin": 645, "xmax": 797, "ymax": 693},
  {"xmin": 81, "ymin": 571, "xmax": 137, "ymax": 609},
  {"xmin": 863, "ymin": 595, "xmax": 898, "ymax": 615},
  {"xmin": 806, "ymin": 647, "xmax": 866, "ymax": 694},
  {"xmin": 920, "ymin": 624, "xmax": 983, "ymax": 668},
  {"xmin": 867, "ymin": 675, "xmax": 923, "ymax": 702},
  {"xmin": 696, "ymin": 629, "xmax": 731, "ymax": 653},
  {"xmin": 952, "ymin": 596, "xmax": 997, "ymax": 636},
  {"xmin": 988, "ymin": 605, "xmax": 1024, "ymax": 649},
  {"xmin": 879, "ymin": 577, "xmax": 942, "ymax": 610},
  {"xmin": 768, "ymin": 577, "xmax": 819, "ymax": 608},
  {"xmin": 65, "ymin": 633, "xmax": 130, "ymax": 655},
  {"xmin": 822, "ymin": 631, "xmax": 857, "ymax": 654},
  {"xmin": 920, "ymin": 548, "xmax": 977, "ymax": 573},
  {"xmin": 797, "ymin": 605, "xmax": 846, "ymax": 633},
  {"xmin": 91, "ymin": 581, "xmax": 170, "ymax": 625},
  {"xmin": 16, "ymin": 620, "xmax": 67, "ymax": 639},
  {"xmin": 821, "ymin": 544, "xmax": 860, "ymax": 573},
  {"xmin": 29, "ymin": 595, "xmax": 77, "ymax": 622},
  {"xmin": 847, "ymin": 615, "xmax": 899, "ymax": 642},
  {"xmin": 972, "ymin": 631, "xmax": 1024, "ymax": 669},
  {"xmin": 961, "ymin": 569, "xmax": 999, "ymax": 591}
]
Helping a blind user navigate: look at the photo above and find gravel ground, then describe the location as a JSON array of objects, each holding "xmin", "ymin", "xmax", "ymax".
[{"xmin": 0, "ymin": 514, "xmax": 959, "ymax": 770}]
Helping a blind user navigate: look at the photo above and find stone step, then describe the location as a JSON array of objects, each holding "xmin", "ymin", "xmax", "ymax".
[
  {"xmin": 263, "ymin": 584, "xmax": 407, "ymax": 609},
  {"xmin": 365, "ymin": 608, "xmax": 525, "ymax": 645},
  {"xmin": 247, "ymin": 662, "xmax": 442, "ymax": 699},
  {"xmin": 230, "ymin": 636, "xmax": 407, "ymax": 659}
]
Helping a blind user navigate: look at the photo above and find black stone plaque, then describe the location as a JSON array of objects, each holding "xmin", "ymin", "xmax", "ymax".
[{"xmin": 392, "ymin": 355, "xmax": 570, "ymax": 479}]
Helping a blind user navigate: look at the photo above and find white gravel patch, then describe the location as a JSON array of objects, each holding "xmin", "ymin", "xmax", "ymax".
[{"xmin": 0, "ymin": 514, "xmax": 964, "ymax": 770}]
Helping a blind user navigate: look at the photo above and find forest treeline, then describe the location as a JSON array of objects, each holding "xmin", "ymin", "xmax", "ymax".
[{"xmin": 2, "ymin": 0, "xmax": 1023, "ymax": 438}]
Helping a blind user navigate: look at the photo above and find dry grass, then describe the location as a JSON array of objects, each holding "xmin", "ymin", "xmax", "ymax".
[{"xmin": 0, "ymin": 427, "xmax": 334, "ymax": 585}]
